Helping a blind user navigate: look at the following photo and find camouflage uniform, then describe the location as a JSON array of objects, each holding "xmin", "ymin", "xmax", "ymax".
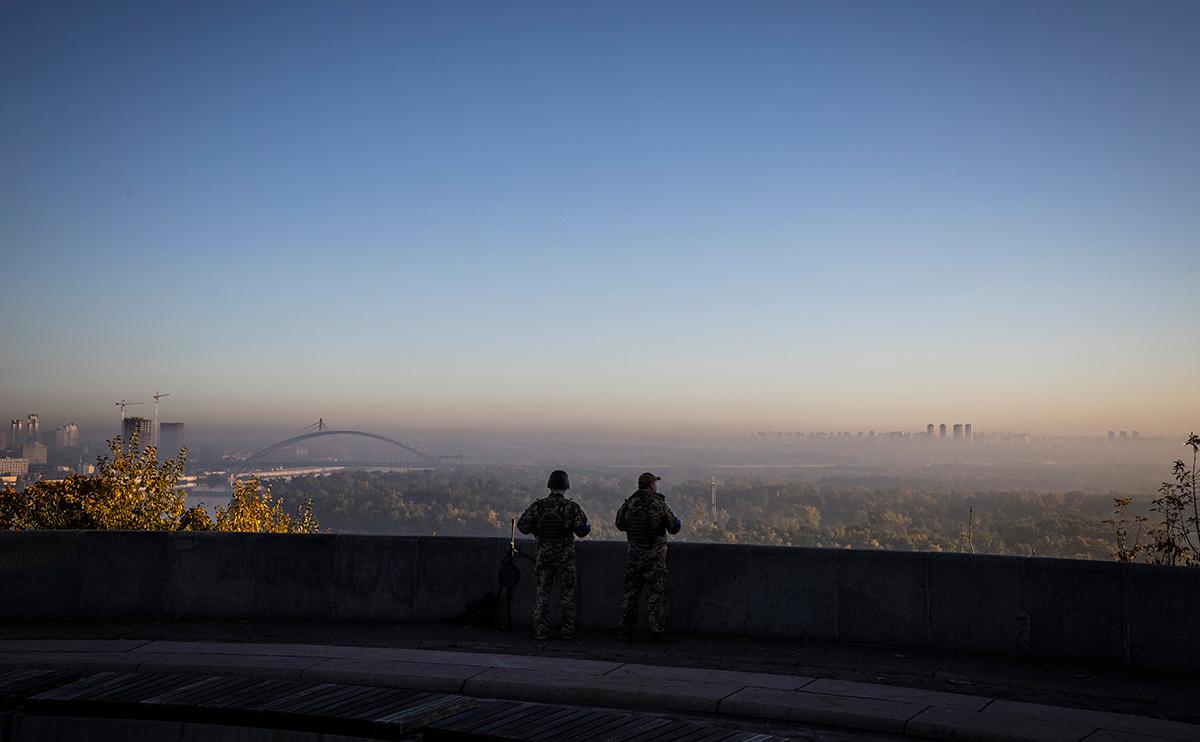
[
  {"xmin": 615, "ymin": 486, "xmax": 680, "ymax": 635},
  {"xmin": 517, "ymin": 492, "xmax": 589, "ymax": 639}
]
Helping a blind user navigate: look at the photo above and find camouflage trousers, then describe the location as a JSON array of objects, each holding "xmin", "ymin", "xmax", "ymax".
[
  {"xmin": 534, "ymin": 543, "xmax": 577, "ymax": 638},
  {"xmin": 619, "ymin": 543, "xmax": 668, "ymax": 633}
]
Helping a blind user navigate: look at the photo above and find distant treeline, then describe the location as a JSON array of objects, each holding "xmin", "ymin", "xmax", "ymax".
[{"xmin": 265, "ymin": 467, "xmax": 1130, "ymax": 560}]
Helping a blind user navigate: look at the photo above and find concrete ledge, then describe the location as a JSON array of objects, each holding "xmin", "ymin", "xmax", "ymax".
[
  {"xmin": 300, "ymin": 658, "xmax": 486, "ymax": 693},
  {"xmin": 252, "ymin": 534, "xmax": 337, "ymax": 620},
  {"xmin": 461, "ymin": 668, "xmax": 742, "ymax": 712},
  {"xmin": 0, "ymin": 651, "xmax": 158, "ymax": 673},
  {"xmin": 2, "ymin": 640, "xmax": 1199, "ymax": 742},
  {"xmin": 0, "ymin": 532, "xmax": 82, "ymax": 620},
  {"xmin": 604, "ymin": 663, "xmax": 812, "ymax": 690},
  {"xmin": 169, "ymin": 532, "xmax": 255, "ymax": 618},
  {"xmin": 836, "ymin": 550, "xmax": 928, "ymax": 646},
  {"xmin": 1124, "ymin": 563, "xmax": 1200, "ymax": 674},
  {"xmin": 803, "ymin": 678, "xmax": 991, "ymax": 712},
  {"xmin": 134, "ymin": 653, "xmax": 324, "ymax": 680},
  {"xmin": 985, "ymin": 699, "xmax": 1200, "ymax": 741},
  {"xmin": 78, "ymin": 531, "xmax": 170, "ymax": 618},
  {"xmin": 333, "ymin": 535, "xmax": 417, "ymax": 622},
  {"xmin": 907, "ymin": 707, "xmax": 1094, "ymax": 742},
  {"xmin": 413, "ymin": 537, "xmax": 497, "ymax": 622},
  {"xmin": 720, "ymin": 686, "xmax": 925, "ymax": 733},
  {"xmin": 4, "ymin": 532, "xmax": 1200, "ymax": 674},
  {"xmin": 927, "ymin": 553, "xmax": 1027, "ymax": 655},
  {"xmin": 1025, "ymin": 558, "xmax": 1125, "ymax": 665}
]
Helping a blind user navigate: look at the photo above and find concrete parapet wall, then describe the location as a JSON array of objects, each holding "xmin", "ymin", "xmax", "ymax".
[{"xmin": 1, "ymin": 532, "xmax": 1195, "ymax": 673}]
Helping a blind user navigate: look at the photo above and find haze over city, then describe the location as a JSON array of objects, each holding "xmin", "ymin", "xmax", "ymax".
[
  {"xmin": 4, "ymin": 7, "xmax": 1200, "ymax": 737},
  {"xmin": 3, "ymin": 1, "xmax": 1197, "ymax": 439}
]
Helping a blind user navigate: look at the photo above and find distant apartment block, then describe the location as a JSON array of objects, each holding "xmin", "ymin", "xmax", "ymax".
[
  {"xmin": 926, "ymin": 423, "xmax": 935, "ymax": 438},
  {"xmin": 26, "ymin": 414, "xmax": 40, "ymax": 443},
  {"xmin": 55, "ymin": 423, "xmax": 79, "ymax": 449},
  {"xmin": 21, "ymin": 442, "xmax": 47, "ymax": 464},
  {"xmin": 9, "ymin": 419, "xmax": 22, "ymax": 451},
  {"xmin": 0, "ymin": 458, "xmax": 29, "ymax": 476},
  {"xmin": 953, "ymin": 423, "xmax": 963, "ymax": 440},
  {"xmin": 964, "ymin": 423, "xmax": 973, "ymax": 442},
  {"xmin": 939, "ymin": 423, "xmax": 947, "ymax": 440},
  {"xmin": 122, "ymin": 416, "xmax": 154, "ymax": 445},
  {"xmin": 158, "ymin": 422, "xmax": 186, "ymax": 457}
]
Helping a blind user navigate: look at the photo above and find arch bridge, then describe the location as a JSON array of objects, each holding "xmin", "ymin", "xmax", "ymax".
[{"xmin": 229, "ymin": 429, "xmax": 442, "ymax": 486}]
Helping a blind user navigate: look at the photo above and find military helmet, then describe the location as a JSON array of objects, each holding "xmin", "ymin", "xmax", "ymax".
[
  {"xmin": 547, "ymin": 469, "xmax": 570, "ymax": 490},
  {"xmin": 637, "ymin": 471, "xmax": 661, "ymax": 487}
]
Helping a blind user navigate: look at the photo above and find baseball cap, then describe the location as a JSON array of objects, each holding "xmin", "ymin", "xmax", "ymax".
[{"xmin": 637, "ymin": 472, "xmax": 662, "ymax": 487}]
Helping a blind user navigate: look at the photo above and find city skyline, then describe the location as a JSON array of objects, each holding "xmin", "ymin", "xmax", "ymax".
[
  {"xmin": 2, "ymin": 1, "xmax": 1197, "ymax": 436},
  {"xmin": 0, "ymin": 400, "xmax": 1182, "ymax": 446}
]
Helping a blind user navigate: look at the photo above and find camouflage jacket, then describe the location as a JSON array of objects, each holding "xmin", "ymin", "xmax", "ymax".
[
  {"xmin": 615, "ymin": 488, "xmax": 681, "ymax": 546},
  {"xmin": 517, "ymin": 493, "xmax": 590, "ymax": 545}
]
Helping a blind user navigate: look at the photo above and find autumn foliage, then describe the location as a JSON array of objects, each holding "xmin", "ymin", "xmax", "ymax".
[{"xmin": 0, "ymin": 432, "xmax": 317, "ymax": 534}]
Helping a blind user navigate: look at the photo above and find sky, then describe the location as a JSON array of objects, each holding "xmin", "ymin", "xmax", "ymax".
[{"xmin": 1, "ymin": 0, "xmax": 1197, "ymax": 438}]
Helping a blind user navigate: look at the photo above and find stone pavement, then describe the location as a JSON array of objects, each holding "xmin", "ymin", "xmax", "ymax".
[{"xmin": 0, "ymin": 623, "xmax": 1198, "ymax": 742}]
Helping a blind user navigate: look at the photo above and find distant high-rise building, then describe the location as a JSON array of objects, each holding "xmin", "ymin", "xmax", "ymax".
[
  {"xmin": 953, "ymin": 424, "xmax": 963, "ymax": 440},
  {"xmin": 21, "ymin": 441, "xmax": 47, "ymax": 464},
  {"xmin": 158, "ymin": 422, "xmax": 186, "ymax": 457},
  {"xmin": 1108, "ymin": 430, "xmax": 1115, "ymax": 440},
  {"xmin": 54, "ymin": 423, "xmax": 79, "ymax": 449},
  {"xmin": 939, "ymin": 424, "xmax": 947, "ymax": 440},
  {"xmin": 927, "ymin": 424, "xmax": 935, "ymax": 438},
  {"xmin": 9, "ymin": 420, "xmax": 22, "ymax": 452},
  {"xmin": 26, "ymin": 414, "xmax": 40, "ymax": 443},
  {"xmin": 1119, "ymin": 430, "xmax": 1128, "ymax": 439},
  {"xmin": 964, "ymin": 423, "xmax": 973, "ymax": 442},
  {"xmin": 122, "ymin": 416, "xmax": 154, "ymax": 446},
  {"xmin": 1132, "ymin": 431, "xmax": 1140, "ymax": 439},
  {"xmin": 0, "ymin": 430, "xmax": 6, "ymax": 453}
]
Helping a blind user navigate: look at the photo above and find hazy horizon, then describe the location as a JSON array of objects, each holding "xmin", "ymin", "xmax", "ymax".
[{"xmin": 3, "ymin": 1, "xmax": 1197, "ymax": 437}]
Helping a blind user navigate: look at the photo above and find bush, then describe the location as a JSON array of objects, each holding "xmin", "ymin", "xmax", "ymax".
[{"xmin": 0, "ymin": 432, "xmax": 317, "ymax": 534}]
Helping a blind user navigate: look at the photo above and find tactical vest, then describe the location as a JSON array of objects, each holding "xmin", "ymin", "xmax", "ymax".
[
  {"xmin": 535, "ymin": 503, "xmax": 574, "ymax": 544},
  {"xmin": 622, "ymin": 496, "xmax": 664, "ymax": 545}
]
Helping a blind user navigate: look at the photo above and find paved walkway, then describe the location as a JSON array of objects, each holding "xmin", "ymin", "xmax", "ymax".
[{"xmin": 0, "ymin": 627, "xmax": 1198, "ymax": 741}]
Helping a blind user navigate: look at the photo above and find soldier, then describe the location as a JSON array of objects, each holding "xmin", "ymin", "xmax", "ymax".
[
  {"xmin": 615, "ymin": 471, "xmax": 681, "ymax": 642},
  {"xmin": 516, "ymin": 469, "xmax": 590, "ymax": 640}
]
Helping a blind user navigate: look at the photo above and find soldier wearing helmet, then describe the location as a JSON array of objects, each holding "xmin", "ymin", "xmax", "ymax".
[
  {"xmin": 516, "ymin": 469, "xmax": 590, "ymax": 640},
  {"xmin": 615, "ymin": 471, "xmax": 681, "ymax": 642}
]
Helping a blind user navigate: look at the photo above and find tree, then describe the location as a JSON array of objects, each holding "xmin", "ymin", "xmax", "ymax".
[
  {"xmin": 1103, "ymin": 497, "xmax": 1146, "ymax": 562},
  {"xmin": 0, "ymin": 432, "xmax": 318, "ymax": 534},
  {"xmin": 213, "ymin": 478, "xmax": 319, "ymax": 534},
  {"xmin": 1144, "ymin": 433, "xmax": 1200, "ymax": 566}
]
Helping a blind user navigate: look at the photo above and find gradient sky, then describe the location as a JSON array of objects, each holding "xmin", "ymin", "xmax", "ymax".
[{"xmin": 2, "ymin": 0, "xmax": 1197, "ymax": 437}]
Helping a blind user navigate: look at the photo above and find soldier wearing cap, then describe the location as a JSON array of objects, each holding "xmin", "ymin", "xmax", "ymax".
[
  {"xmin": 517, "ymin": 469, "xmax": 591, "ymax": 640},
  {"xmin": 615, "ymin": 471, "xmax": 681, "ymax": 641}
]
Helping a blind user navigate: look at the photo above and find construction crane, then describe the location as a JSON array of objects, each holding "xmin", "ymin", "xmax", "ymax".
[
  {"xmin": 153, "ymin": 392, "xmax": 170, "ymax": 447},
  {"xmin": 115, "ymin": 399, "xmax": 143, "ymax": 422}
]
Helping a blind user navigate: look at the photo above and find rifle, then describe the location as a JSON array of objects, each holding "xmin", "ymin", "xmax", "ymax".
[{"xmin": 497, "ymin": 518, "xmax": 531, "ymax": 630}]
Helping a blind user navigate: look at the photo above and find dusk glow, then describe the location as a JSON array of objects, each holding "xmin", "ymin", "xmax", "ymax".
[{"xmin": 2, "ymin": 1, "xmax": 1197, "ymax": 436}]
